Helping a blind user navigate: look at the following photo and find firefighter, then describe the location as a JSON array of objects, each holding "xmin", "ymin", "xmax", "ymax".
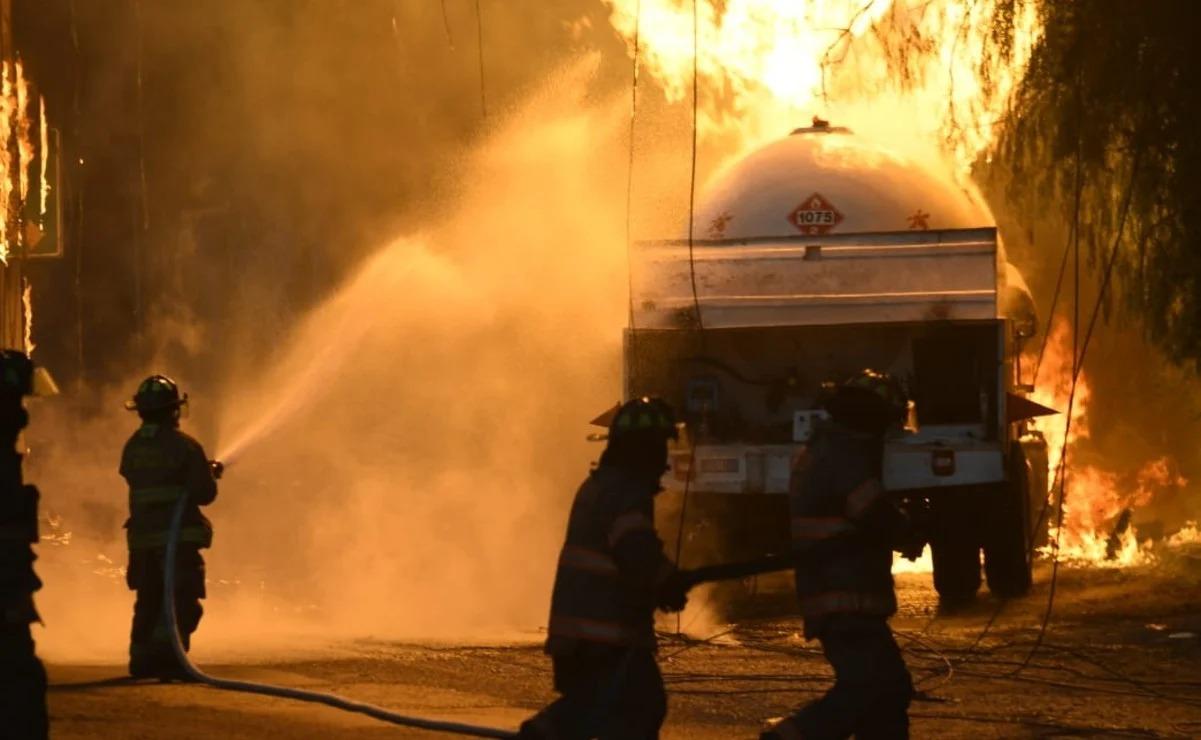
[
  {"xmin": 0, "ymin": 351, "xmax": 51, "ymax": 738},
  {"xmin": 519, "ymin": 397, "xmax": 691, "ymax": 740},
  {"xmin": 762, "ymin": 370, "xmax": 918, "ymax": 740},
  {"xmin": 120, "ymin": 375, "xmax": 220, "ymax": 680}
]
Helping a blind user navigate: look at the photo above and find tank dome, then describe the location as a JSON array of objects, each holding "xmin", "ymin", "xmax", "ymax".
[{"xmin": 695, "ymin": 126, "xmax": 992, "ymax": 240}]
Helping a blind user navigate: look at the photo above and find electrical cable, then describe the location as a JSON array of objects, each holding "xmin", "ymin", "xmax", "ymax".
[
  {"xmin": 943, "ymin": 106, "xmax": 1116, "ymax": 682},
  {"xmin": 950, "ymin": 88, "xmax": 1089, "ymax": 672},
  {"xmin": 671, "ymin": 0, "xmax": 704, "ymax": 635},
  {"xmin": 670, "ymin": 435, "xmax": 697, "ymax": 636},
  {"xmin": 624, "ymin": 0, "xmax": 642, "ymax": 389},
  {"xmin": 1032, "ymin": 215, "xmax": 1073, "ymax": 383},
  {"xmin": 1033, "ymin": 80, "xmax": 1085, "ymax": 382},
  {"xmin": 1011, "ymin": 146, "xmax": 1144, "ymax": 676},
  {"xmin": 440, "ymin": 0, "xmax": 455, "ymax": 48},
  {"xmin": 685, "ymin": 0, "xmax": 703, "ymax": 336},
  {"xmin": 729, "ymin": 627, "xmax": 1201, "ymax": 710},
  {"xmin": 161, "ymin": 497, "xmax": 516, "ymax": 738},
  {"xmin": 474, "ymin": 0, "xmax": 486, "ymax": 118}
]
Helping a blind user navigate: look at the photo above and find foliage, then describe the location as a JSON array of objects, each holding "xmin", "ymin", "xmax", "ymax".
[{"xmin": 993, "ymin": 1, "xmax": 1201, "ymax": 367}]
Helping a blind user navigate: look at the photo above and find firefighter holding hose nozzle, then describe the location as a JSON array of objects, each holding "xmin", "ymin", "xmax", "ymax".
[
  {"xmin": 762, "ymin": 369, "xmax": 920, "ymax": 740},
  {"xmin": 519, "ymin": 397, "xmax": 691, "ymax": 739},
  {"xmin": 120, "ymin": 375, "xmax": 221, "ymax": 680}
]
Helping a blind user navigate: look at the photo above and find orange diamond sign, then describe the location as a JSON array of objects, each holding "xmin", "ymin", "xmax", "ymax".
[{"xmin": 788, "ymin": 192, "xmax": 844, "ymax": 235}]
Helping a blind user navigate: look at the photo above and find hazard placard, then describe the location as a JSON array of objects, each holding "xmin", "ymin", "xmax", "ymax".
[{"xmin": 788, "ymin": 193, "xmax": 844, "ymax": 235}]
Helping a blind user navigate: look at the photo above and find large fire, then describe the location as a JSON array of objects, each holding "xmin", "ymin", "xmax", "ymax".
[
  {"xmin": 601, "ymin": 3, "xmax": 1197, "ymax": 572},
  {"xmin": 603, "ymin": 0, "xmax": 1041, "ymax": 171},
  {"xmin": 0, "ymin": 58, "xmax": 43, "ymax": 264},
  {"xmin": 39, "ymin": 95, "xmax": 49, "ymax": 221},
  {"xmin": 1029, "ymin": 320, "xmax": 1189, "ymax": 567}
]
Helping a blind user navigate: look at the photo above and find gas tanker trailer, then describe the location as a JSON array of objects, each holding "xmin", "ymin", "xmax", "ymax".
[{"xmin": 626, "ymin": 121, "xmax": 1051, "ymax": 604}]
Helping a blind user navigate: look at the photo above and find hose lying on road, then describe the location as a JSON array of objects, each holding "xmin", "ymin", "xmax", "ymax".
[{"xmin": 162, "ymin": 496, "xmax": 518, "ymax": 739}]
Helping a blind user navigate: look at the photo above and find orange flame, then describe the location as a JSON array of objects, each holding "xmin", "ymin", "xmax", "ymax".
[
  {"xmin": 1029, "ymin": 320, "xmax": 1188, "ymax": 567},
  {"xmin": 603, "ymin": 0, "xmax": 1041, "ymax": 171},
  {"xmin": 15, "ymin": 59, "xmax": 32, "ymax": 207},
  {"xmin": 892, "ymin": 545, "xmax": 932, "ymax": 575},
  {"xmin": 0, "ymin": 62, "xmax": 13, "ymax": 263},
  {"xmin": 39, "ymin": 95, "xmax": 48, "ymax": 222},
  {"xmin": 22, "ymin": 278, "xmax": 33, "ymax": 355}
]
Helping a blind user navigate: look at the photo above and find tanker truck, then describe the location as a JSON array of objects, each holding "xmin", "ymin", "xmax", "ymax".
[{"xmin": 626, "ymin": 121, "xmax": 1050, "ymax": 604}]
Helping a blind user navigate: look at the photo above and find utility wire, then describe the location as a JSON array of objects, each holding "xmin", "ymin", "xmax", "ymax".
[
  {"xmin": 959, "ymin": 85, "xmax": 1088, "ymax": 671},
  {"xmin": 624, "ymin": 0, "xmax": 642, "ymax": 388},
  {"xmin": 673, "ymin": 0, "xmax": 703, "ymax": 634},
  {"xmin": 440, "ymin": 0, "xmax": 455, "ymax": 48},
  {"xmin": 474, "ymin": 0, "xmax": 486, "ymax": 118},
  {"xmin": 685, "ymin": 0, "xmax": 703, "ymax": 334},
  {"xmin": 1029, "ymin": 83, "xmax": 1085, "ymax": 552},
  {"xmin": 1012, "ymin": 145, "xmax": 1143, "ymax": 675}
]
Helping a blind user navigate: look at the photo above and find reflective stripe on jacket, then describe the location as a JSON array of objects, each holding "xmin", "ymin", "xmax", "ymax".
[
  {"xmin": 120, "ymin": 423, "xmax": 217, "ymax": 553},
  {"xmin": 545, "ymin": 466, "xmax": 673, "ymax": 653}
]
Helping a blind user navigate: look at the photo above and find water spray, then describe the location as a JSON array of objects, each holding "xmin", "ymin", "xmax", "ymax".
[{"xmin": 215, "ymin": 316, "xmax": 369, "ymax": 466}]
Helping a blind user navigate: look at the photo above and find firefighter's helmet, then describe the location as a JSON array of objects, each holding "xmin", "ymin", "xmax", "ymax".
[
  {"xmin": 840, "ymin": 369, "xmax": 906, "ymax": 411},
  {"xmin": 609, "ymin": 397, "xmax": 679, "ymax": 442},
  {"xmin": 821, "ymin": 369, "xmax": 907, "ymax": 430},
  {"xmin": 125, "ymin": 375, "xmax": 188, "ymax": 413}
]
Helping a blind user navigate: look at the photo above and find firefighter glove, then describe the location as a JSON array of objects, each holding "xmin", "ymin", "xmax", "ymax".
[{"xmin": 656, "ymin": 570, "xmax": 691, "ymax": 613}]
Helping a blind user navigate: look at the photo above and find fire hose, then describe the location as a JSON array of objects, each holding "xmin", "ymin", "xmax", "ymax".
[
  {"xmin": 160, "ymin": 493, "xmax": 518, "ymax": 738},
  {"xmin": 680, "ymin": 553, "xmax": 795, "ymax": 588}
]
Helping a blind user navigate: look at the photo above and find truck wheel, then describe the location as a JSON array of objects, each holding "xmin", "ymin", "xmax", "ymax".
[
  {"xmin": 929, "ymin": 494, "xmax": 982, "ymax": 607},
  {"xmin": 983, "ymin": 452, "xmax": 1034, "ymax": 598}
]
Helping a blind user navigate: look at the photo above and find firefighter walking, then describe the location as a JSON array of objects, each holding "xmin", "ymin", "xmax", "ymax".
[
  {"xmin": 763, "ymin": 370, "xmax": 918, "ymax": 740},
  {"xmin": 519, "ymin": 397, "xmax": 691, "ymax": 739},
  {"xmin": 120, "ymin": 375, "xmax": 221, "ymax": 680}
]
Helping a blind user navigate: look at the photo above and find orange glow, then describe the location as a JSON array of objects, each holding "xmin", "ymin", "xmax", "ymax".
[
  {"xmin": 22, "ymin": 278, "xmax": 33, "ymax": 355},
  {"xmin": 603, "ymin": 0, "xmax": 1042, "ymax": 171},
  {"xmin": 15, "ymin": 59, "xmax": 32, "ymax": 208},
  {"xmin": 39, "ymin": 95, "xmax": 48, "ymax": 221},
  {"xmin": 892, "ymin": 545, "xmax": 932, "ymax": 574},
  {"xmin": 0, "ymin": 62, "xmax": 12, "ymax": 263},
  {"xmin": 1166, "ymin": 522, "xmax": 1200, "ymax": 548},
  {"xmin": 1030, "ymin": 320, "xmax": 1188, "ymax": 567}
]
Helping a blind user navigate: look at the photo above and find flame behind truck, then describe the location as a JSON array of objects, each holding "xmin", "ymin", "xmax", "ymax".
[{"xmin": 627, "ymin": 124, "xmax": 1049, "ymax": 604}]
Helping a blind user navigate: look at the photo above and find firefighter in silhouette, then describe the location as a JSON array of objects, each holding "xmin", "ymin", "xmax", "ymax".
[
  {"xmin": 120, "ymin": 375, "xmax": 221, "ymax": 679},
  {"xmin": 0, "ymin": 351, "xmax": 54, "ymax": 738},
  {"xmin": 762, "ymin": 370, "xmax": 918, "ymax": 740},
  {"xmin": 519, "ymin": 397, "xmax": 691, "ymax": 739}
]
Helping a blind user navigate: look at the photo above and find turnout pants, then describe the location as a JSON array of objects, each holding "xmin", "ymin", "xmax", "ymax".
[
  {"xmin": 127, "ymin": 546, "xmax": 205, "ymax": 677},
  {"xmin": 0, "ymin": 622, "xmax": 48, "ymax": 739},
  {"xmin": 770, "ymin": 616, "xmax": 912, "ymax": 740},
  {"xmin": 520, "ymin": 645, "xmax": 666, "ymax": 740}
]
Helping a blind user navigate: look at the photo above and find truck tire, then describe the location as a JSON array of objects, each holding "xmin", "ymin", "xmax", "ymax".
[
  {"xmin": 983, "ymin": 452, "xmax": 1034, "ymax": 598},
  {"xmin": 929, "ymin": 493, "xmax": 982, "ymax": 606}
]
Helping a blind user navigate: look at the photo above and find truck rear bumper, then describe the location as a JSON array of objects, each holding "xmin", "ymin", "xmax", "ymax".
[
  {"xmin": 665, "ymin": 439, "xmax": 1006, "ymax": 495},
  {"xmin": 883, "ymin": 440, "xmax": 1005, "ymax": 491}
]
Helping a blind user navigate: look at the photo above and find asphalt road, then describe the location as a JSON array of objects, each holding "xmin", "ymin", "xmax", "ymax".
[{"xmin": 46, "ymin": 555, "xmax": 1201, "ymax": 739}]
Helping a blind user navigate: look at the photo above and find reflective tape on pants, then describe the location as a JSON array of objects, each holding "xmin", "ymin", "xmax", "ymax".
[
  {"xmin": 130, "ymin": 485, "xmax": 188, "ymax": 505},
  {"xmin": 801, "ymin": 591, "xmax": 895, "ymax": 619},
  {"xmin": 547, "ymin": 615, "xmax": 632, "ymax": 646},
  {"xmin": 790, "ymin": 516, "xmax": 852, "ymax": 541},
  {"xmin": 128, "ymin": 526, "xmax": 211, "ymax": 551}
]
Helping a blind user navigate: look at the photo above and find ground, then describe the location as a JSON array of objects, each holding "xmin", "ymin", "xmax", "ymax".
[{"xmin": 46, "ymin": 556, "xmax": 1201, "ymax": 739}]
